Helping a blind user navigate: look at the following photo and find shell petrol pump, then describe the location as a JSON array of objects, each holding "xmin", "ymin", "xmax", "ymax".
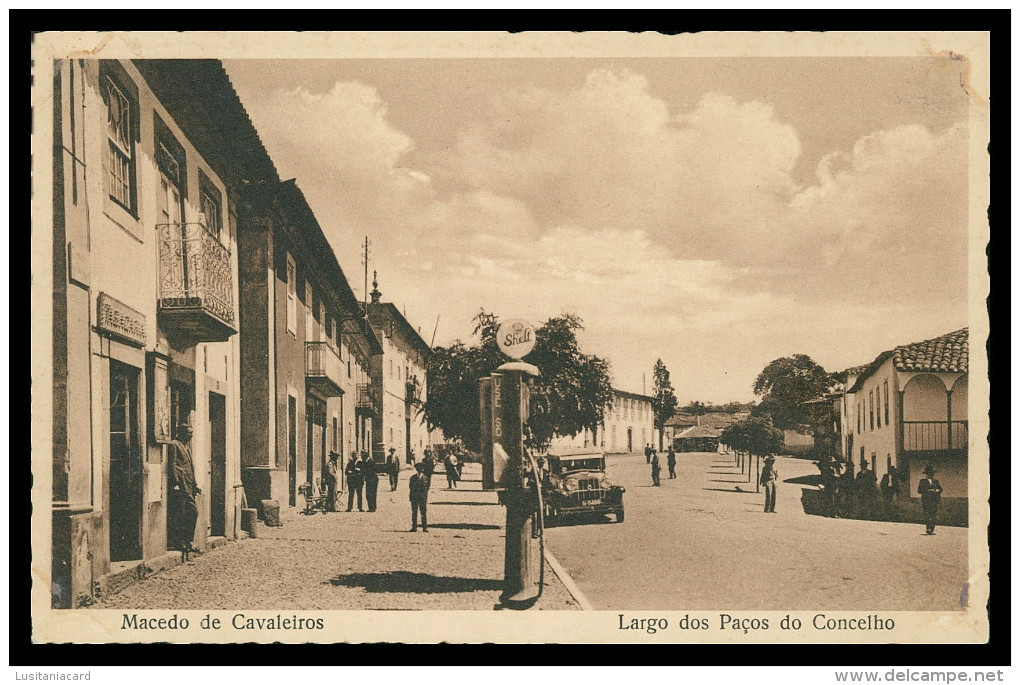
[{"xmin": 478, "ymin": 318, "xmax": 544, "ymax": 608}]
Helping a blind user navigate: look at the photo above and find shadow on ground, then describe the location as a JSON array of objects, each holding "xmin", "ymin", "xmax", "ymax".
[
  {"xmin": 329, "ymin": 571, "xmax": 503, "ymax": 594},
  {"xmin": 423, "ymin": 522, "xmax": 502, "ymax": 530},
  {"xmin": 430, "ymin": 501, "xmax": 497, "ymax": 507},
  {"xmin": 785, "ymin": 474, "xmax": 823, "ymax": 486},
  {"xmin": 702, "ymin": 487, "xmax": 757, "ymax": 494}
]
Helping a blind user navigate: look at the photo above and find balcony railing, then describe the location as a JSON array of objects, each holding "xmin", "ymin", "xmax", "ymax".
[
  {"xmin": 157, "ymin": 222, "xmax": 235, "ymax": 342},
  {"xmin": 306, "ymin": 342, "xmax": 344, "ymax": 397},
  {"xmin": 357, "ymin": 383, "xmax": 380, "ymax": 415},
  {"xmin": 903, "ymin": 420, "xmax": 968, "ymax": 452},
  {"xmin": 405, "ymin": 377, "xmax": 422, "ymax": 403}
]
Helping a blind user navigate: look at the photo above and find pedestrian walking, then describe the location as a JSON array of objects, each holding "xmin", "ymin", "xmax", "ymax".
[
  {"xmin": 855, "ymin": 458, "xmax": 878, "ymax": 519},
  {"xmin": 386, "ymin": 447, "xmax": 400, "ymax": 491},
  {"xmin": 445, "ymin": 453, "xmax": 460, "ymax": 489},
  {"xmin": 345, "ymin": 451, "xmax": 364, "ymax": 512},
  {"xmin": 666, "ymin": 446, "xmax": 677, "ymax": 479},
  {"xmin": 650, "ymin": 452, "xmax": 661, "ymax": 486},
  {"xmin": 917, "ymin": 464, "xmax": 943, "ymax": 535},
  {"xmin": 324, "ymin": 452, "xmax": 340, "ymax": 512},
  {"xmin": 760, "ymin": 455, "xmax": 778, "ymax": 513},
  {"xmin": 363, "ymin": 451, "xmax": 379, "ymax": 512},
  {"xmin": 168, "ymin": 419, "xmax": 201, "ymax": 559},
  {"xmin": 409, "ymin": 462, "xmax": 429, "ymax": 532},
  {"xmin": 645, "ymin": 444, "xmax": 653, "ymax": 464}
]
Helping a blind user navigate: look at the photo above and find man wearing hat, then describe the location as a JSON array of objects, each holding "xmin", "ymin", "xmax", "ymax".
[
  {"xmin": 855, "ymin": 457, "xmax": 878, "ymax": 519},
  {"xmin": 168, "ymin": 418, "xmax": 201, "ymax": 559},
  {"xmin": 760, "ymin": 455, "xmax": 779, "ymax": 513},
  {"xmin": 385, "ymin": 447, "xmax": 400, "ymax": 491},
  {"xmin": 324, "ymin": 452, "xmax": 340, "ymax": 512},
  {"xmin": 917, "ymin": 464, "xmax": 944, "ymax": 535},
  {"xmin": 408, "ymin": 462, "xmax": 429, "ymax": 532}
]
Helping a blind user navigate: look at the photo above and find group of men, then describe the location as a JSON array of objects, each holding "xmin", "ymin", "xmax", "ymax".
[
  {"xmin": 818, "ymin": 455, "xmax": 944, "ymax": 533},
  {"xmin": 321, "ymin": 446, "xmax": 440, "ymax": 533},
  {"xmin": 645, "ymin": 444, "xmax": 678, "ymax": 487}
]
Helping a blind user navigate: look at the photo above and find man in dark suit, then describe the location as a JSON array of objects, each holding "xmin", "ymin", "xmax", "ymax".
[
  {"xmin": 409, "ymin": 462, "xmax": 429, "ymax": 532},
  {"xmin": 345, "ymin": 452, "xmax": 364, "ymax": 512},
  {"xmin": 362, "ymin": 451, "xmax": 379, "ymax": 512},
  {"xmin": 760, "ymin": 455, "xmax": 779, "ymax": 513},
  {"xmin": 917, "ymin": 464, "xmax": 943, "ymax": 535},
  {"xmin": 324, "ymin": 452, "xmax": 339, "ymax": 512}
]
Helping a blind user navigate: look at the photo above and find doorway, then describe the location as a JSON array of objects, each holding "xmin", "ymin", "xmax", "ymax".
[
  {"xmin": 208, "ymin": 392, "xmax": 226, "ymax": 538},
  {"xmin": 306, "ymin": 396, "xmax": 326, "ymax": 490},
  {"xmin": 109, "ymin": 360, "xmax": 142, "ymax": 562},
  {"xmin": 627, "ymin": 427, "xmax": 633, "ymax": 453},
  {"xmin": 288, "ymin": 395, "xmax": 298, "ymax": 508}
]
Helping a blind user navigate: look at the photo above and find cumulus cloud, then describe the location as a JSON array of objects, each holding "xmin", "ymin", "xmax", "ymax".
[{"xmin": 236, "ymin": 67, "xmax": 970, "ymax": 401}]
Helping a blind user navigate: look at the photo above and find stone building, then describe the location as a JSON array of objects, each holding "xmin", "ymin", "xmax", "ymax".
[
  {"xmin": 46, "ymin": 59, "xmax": 278, "ymax": 607},
  {"xmin": 841, "ymin": 328, "xmax": 969, "ymax": 499},
  {"xmin": 547, "ymin": 388, "xmax": 655, "ymax": 455},
  {"xmin": 237, "ymin": 180, "xmax": 382, "ymax": 511},
  {"xmin": 365, "ymin": 274, "xmax": 432, "ymax": 464}
]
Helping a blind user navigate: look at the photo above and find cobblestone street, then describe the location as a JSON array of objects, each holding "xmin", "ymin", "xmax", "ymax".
[{"xmin": 93, "ymin": 463, "xmax": 579, "ymax": 611}]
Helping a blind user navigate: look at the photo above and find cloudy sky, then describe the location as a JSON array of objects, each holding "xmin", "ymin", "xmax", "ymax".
[{"xmin": 223, "ymin": 55, "xmax": 971, "ymax": 403}]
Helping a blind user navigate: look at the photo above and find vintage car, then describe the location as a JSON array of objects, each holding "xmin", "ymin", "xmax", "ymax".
[{"xmin": 541, "ymin": 450, "xmax": 625, "ymax": 524}]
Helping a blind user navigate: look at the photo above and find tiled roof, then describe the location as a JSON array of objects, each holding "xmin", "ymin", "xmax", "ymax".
[
  {"xmin": 892, "ymin": 328, "xmax": 968, "ymax": 373},
  {"xmin": 678, "ymin": 425, "xmax": 722, "ymax": 439},
  {"xmin": 842, "ymin": 364, "xmax": 871, "ymax": 377}
]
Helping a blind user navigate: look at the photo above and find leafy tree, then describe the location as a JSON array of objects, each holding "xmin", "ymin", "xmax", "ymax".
[
  {"xmin": 720, "ymin": 417, "xmax": 785, "ymax": 458},
  {"xmin": 423, "ymin": 310, "xmax": 613, "ymax": 452},
  {"xmin": 751, "ymin": 354, "xmax": 836, "ymax": 431},
  {"xmin": 651, "ymin": 359, "xmax": 679, "ymax": 450},
  {"xmin": 684, "ymin": 400, "xmax": 708, "ymax": 425}
]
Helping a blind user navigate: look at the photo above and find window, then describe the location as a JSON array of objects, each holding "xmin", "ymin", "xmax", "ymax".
[
  {"xmin": 200, "ymin": 186, "xmax": 222, "ymax": 240},
  {"xmin": 883, "ymin": 381, "xmax": 890, "ymax": 425},
  {"xmin": 869, "ymin": 391, "xmax": 874, "ymax": 430},
  {"xmin": 286, "ymin": 255, "xmax": 297, "ymax": 335},
  {"xmin": 104, "ymin": 76, "xmax": 135, "ymax": 210},
  {"xmin": 875, "ymin": 386, "xmax": 881, "ymax": 428}
]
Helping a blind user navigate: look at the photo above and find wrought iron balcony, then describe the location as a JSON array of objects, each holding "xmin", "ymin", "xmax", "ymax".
[
  {"xmin": 157, "ymin": 222, "xmax": 235, "ymax": 342},
  {"xmin": 356, "ymin": 383, "xmax": 380, "ymax": 415},
  {"xmin": 405, "ymin": 376, "xmax": 422, "ymax": 403},
  {"xmin": 903, "ymin": 420, "xmax": 968, "ymax": 452},
  {"xmin": 306, "ymin": 342, "xmax": 344, "ymax": 397}
]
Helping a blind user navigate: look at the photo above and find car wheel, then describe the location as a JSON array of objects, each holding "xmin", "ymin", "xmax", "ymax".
[{"xmin": 615, "ymin": 508, "xmax": 625, "ymax": 523}]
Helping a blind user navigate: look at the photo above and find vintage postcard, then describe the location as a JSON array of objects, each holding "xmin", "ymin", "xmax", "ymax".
[{"xmin": 30, "ymin": 30, "xmax": 990, "ymax": 645}]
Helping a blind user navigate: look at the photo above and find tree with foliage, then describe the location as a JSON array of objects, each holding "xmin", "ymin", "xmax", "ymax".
[
  {"xmin": 684, "ymin": 400, "xmax": 709, "ymax": 425},
  {"xmin": 423, "ymin": 310, "xmax": 613, "ymax": 453},
  {"xmin": 651, "ymin": 359, "xmax": 679, "ymax": 450},
  {"xmin": 720, "ymin": 416, "xmax": 785, "ymax": 491},
  {"xmin": 751, "ymin": 354, "xmax": 836, "ymax": 431}
]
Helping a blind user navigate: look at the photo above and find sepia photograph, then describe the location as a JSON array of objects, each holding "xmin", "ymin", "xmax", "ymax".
[{"xmin": 29, "ymin": 29, "xmax": 991, "ymax": 646}]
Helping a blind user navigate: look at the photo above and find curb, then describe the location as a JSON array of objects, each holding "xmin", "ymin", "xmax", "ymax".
[{"xmin": 543, "ymin": 548, "xmax": 593, "ymax": 611}]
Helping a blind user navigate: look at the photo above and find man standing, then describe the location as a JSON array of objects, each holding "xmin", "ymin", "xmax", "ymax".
[
  {"xmin": 644, "ymin": 444, "xmax": 653, "ymax": 464},
  {"xmin": 324, "ymin": 452, "xmax": 339, "ymax": 512},
  {"xmin": 881, "ymin": 463, "xmax": 901, "ymax": 509},
  {"xmin": 650, "ymin": 451, "xmax": 661, "ymax": 486},
  {"xmin": 666, "ymin": 446, "xmax": 677, "ymax": 480},
  {"xmin": 917, "ymin": 464, "xmax": 943, "ymax": 535},
  {"xmin": 386, "ymin": 447, "xmax": 400, "ymax": 491},
  {"xmin": 760, "ymin": 455, "xmax": 778, "ymax": 513},
  {"xmin": 362, "ymin": 451, "xmax": 379, "ymax": 512},
  {"xmin": 409, "ymin": 462, "xmax": 429, "ymax": 532},
  {"xmin": 345, "ymin": 451, "xmax": 364, "ymax": 512},
  {"xmin": 855, "ymin": 458, "xmax": 878, "ymax": 519},
  {"xmin": 421, "ymin": 449, "xmax": 436, "ymax": 490},
  {"xmin": 168, "ymin": 420, "xmax": 201, "ymax": 559}
]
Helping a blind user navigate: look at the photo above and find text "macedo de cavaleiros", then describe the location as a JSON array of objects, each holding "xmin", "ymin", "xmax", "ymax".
[{"xmin": 121, "ymin": 613, "xmax": 324, "ymax": 630}]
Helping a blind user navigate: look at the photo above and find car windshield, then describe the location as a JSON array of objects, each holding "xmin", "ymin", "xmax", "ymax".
[{"xmin": 558, "ymin": 457, "xmax": 604, "ymax": 473}]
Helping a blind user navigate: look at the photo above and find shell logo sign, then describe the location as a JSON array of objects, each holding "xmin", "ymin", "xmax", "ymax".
[{"xmin": 496, "ymin": 319, "xmax": 536, "ymax": 360}]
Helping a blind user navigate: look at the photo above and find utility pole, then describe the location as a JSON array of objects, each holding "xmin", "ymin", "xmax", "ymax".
[{"xmin": 361, "ymin": 237, "xmax": 370, "ymax": 333}]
